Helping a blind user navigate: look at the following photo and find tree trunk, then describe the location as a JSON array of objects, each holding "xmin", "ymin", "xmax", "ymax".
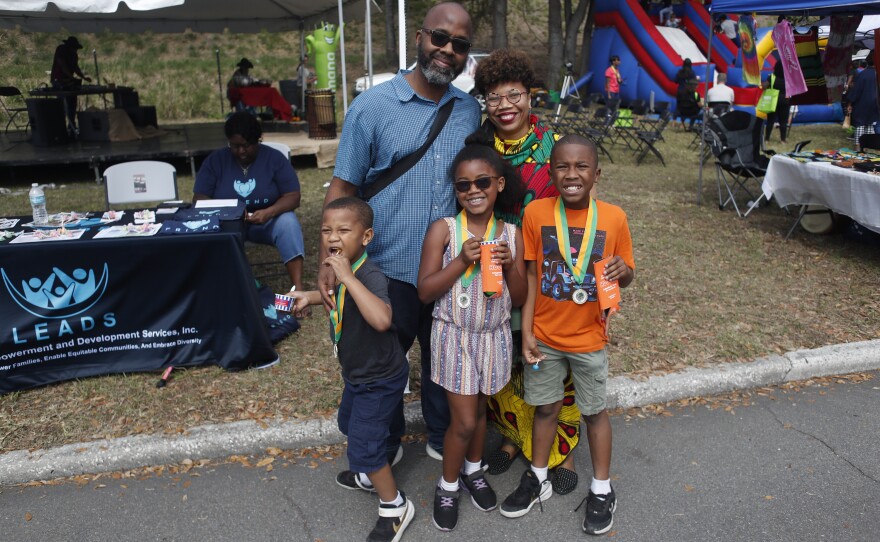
[
  {"xmin": 492, "ymin": 0, "xmax": 508, "ymax": 50},
  {"xmin": 579, "ymin": 1, "xmax": 596, "ymax": 76},
  {"xmin": 547, "ymin": 0, "xmax": 563, "ymax": 90},
  {"xmin": 563, "ymin": 0, "xmax": 590, "ymax": 73},
  {"xmin": 384, "ymin": 0, "xmax": 396, "ymax": 67}
]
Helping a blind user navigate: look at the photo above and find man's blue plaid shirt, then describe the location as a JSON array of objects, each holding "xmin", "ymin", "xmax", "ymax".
[{"xmin": 333, "ymin": 71, "xmax": 482, "ymax": 286}]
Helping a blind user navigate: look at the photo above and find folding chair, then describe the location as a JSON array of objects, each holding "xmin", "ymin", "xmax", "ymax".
[
  {"xmin": 633, "ymin": 110, "xmax": 673, "ymax": 166},
  {"xmin": 262, "ymin": 141, "xmax": 291, "ymax": 160},
  {"xmin": 580, "ymin": 107, "xmax": 617, "ymax": 163},
  {"xmin": 706, "ymin": 111, "xmax": 770, "ymax": 217},
  {"xmin": 103, "ymin": 161, "xmax": 178, "ymax": 210},
  {"xmin": 0, "ymin": 86, "xmax": 29, "ymax": 134}
]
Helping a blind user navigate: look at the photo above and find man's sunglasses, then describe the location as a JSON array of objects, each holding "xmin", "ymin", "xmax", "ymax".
[
  {"xmin": 454, "ymin": 176, "xmax": 497, "ymax": 193},
  {"xmin": 421, "ymin": 28, "xmax": 472, "ymax": 55}
]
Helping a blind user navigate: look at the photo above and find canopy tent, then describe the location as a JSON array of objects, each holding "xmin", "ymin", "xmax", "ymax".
[
  {"xmin": 0, "ymin": 0, "xmax": 363, "ymax": 33},
  {"xmin": 698, "ymin": 0, "xmax": 880, "ymax": 205},
  {"xmin": 0, "ymin": 0, "xmax": 403, "ymax": 115}
]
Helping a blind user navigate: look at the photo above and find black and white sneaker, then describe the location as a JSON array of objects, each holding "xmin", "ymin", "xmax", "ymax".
[
  {"xmin": 367, "ymin": 492, "xmax": 415, "ymax": 542},
  {"xmin": 460, "ymin": 470, "xmax": 497, "ymax": 511},
  {"xmin": 335, "ymin": 470, "xmax": 376, "ymax": 493},
  {"xmin": 431, "ymin": 486, "xmax": 460, "ymax": 531},
  {"xmin": 499, "ymin": 469, "xmax": 552, "ymax": 518},
  {"xmin": 582, "ymin": 487, "xmax": 617, "ymax": 535}
]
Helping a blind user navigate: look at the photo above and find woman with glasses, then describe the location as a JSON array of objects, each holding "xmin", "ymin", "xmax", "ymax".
[
  {"xmin": 467, "ymin": 49, "xmax": 581, "ymax": 497},
  {"xmin": 193, "ymin": 112, "xmax": 306, "ymax": 295}
]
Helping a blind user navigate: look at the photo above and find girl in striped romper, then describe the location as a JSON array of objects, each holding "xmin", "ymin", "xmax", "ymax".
[{"xmin": 418, "ymin": 142, "xmax": 528, "ymax": 531}]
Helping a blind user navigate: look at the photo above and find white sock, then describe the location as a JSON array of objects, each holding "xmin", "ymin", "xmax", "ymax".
[
  {"xmin": 439, "ymin": 476, "xmax": 459, "ymax": 492},
  {"xmin": 462, "ymin": 459, "xmax": 482, "ymax": 476},
  {"xmin": 591, "ymin": 477, "xmax": 611, "ymax": 496},
  {"xmin": 380, "ymin": 491, "xmax": 404, "ymax": 507},
  {"xmin": 357, "ymin": 472, "xmax": 373, "ymax": 488},
  {"xmin": 531, "ymin": 465, "xmax": 549, "ymax": 484}
]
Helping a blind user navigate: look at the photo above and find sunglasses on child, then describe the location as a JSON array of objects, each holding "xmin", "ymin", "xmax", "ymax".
[
  {"xmin": 421, "ymin": 28, "xmax": 472, "ymax": 55},
  {"xmin": 453, "ymin": 176, "xmax": 498, "ymax": 193}
]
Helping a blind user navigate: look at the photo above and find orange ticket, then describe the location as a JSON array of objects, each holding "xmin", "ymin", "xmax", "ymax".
[
  {"xmin": 480, "ymin": 240, "xmax": 503, "ymax": 298},
  {"xmin": 593, "ymin": 257, "xmax": 620, "ymax": 313}
]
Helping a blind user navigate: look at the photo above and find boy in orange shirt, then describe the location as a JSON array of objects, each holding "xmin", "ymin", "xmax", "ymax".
[{"xmin": 499, "ymin": 135, "xmax": 635, "ymax": 535}]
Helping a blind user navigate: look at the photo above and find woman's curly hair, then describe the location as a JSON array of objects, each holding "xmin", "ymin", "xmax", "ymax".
[{"xmin": 474, "ymin": 49, "xmax": 535, "ymax": 97}]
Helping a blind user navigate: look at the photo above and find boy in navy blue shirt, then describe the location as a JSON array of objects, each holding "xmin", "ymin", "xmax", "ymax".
[{"xmin": 287, "ymin": 197, "xmax": 413, "ymax": 542}]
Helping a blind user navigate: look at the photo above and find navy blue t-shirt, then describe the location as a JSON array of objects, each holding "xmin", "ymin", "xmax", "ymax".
[{"xmin": 194, "ymin": 144, "xmax": 300, "ymax": 212}]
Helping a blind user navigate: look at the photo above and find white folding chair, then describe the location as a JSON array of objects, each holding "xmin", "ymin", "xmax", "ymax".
[
  {"xmin": 261, "ymin": 141, "xmax": 291, "ymax": 160},
  {"xmin": 103, "ymin": 160, "xmax": 178, "ymax": 210}
]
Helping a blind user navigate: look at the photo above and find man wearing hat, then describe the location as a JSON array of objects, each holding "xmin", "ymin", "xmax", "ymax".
[
  {"xmin": 50, "ymin": 36, "xmax": 91, "ymax": 131},
  {"xmin": 227, "ymin": 58, "xmax": 271, "ymax": 111}
]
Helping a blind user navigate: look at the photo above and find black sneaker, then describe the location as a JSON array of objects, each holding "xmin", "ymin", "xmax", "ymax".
[
  {"xmin": 368, "ymin": 492, "xmax": 415, "ymax": 542},
  {"xmin": 431, "ymin": 486, "xmax": 460, "ymax": 531},
  {"xmin": 460, "ymin": 470, "xmax": 497, "ymax": 511},
  {"xmin": 499, "ymin": 469, "xmax": 552, "ymax": 519},
  {"xmin": 582, "ymin": 487, "xmax": 617, "ymax": 535},
  {"xmin": 335, "ymin": 470, "xmax": 376, "ymax": 493}
]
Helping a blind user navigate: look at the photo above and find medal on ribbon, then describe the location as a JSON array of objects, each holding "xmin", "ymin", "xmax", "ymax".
[
  {"xmin": 455, "ymin": 211, "xmax": 496, "ymax": 308},
  {"xmin": 329, "ymin": 251, "xmax": 368, "ymax": 356},
  {"xmin": 553, "ymin": 197, "xmax": 598, "ymax": 305}
]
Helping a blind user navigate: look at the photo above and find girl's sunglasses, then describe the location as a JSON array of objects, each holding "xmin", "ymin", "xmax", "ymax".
[
  {"xmin": 421, "ymin": 28, "xmax": 472, "ymax": 55},
  {"xmin": 454, "ymin": 176, "xmax": 497, "ymax": 193}
]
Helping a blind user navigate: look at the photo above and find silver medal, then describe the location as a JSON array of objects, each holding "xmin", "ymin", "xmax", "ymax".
[
  {"xmin": 572, "ymin": 288, "xmax": 588, "ymax": 305},
  {"xmin": 457, "ymin": 293, "xmax": 471, "ymax": 309},
  {"xmin": 333, "ymin": 343, "xmax": 339, "ymax": 358}
]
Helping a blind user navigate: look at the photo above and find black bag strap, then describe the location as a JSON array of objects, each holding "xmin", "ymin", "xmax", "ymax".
[{"xmin": 361, "ymin": 99, "xmax": 455, "ymax": 201}]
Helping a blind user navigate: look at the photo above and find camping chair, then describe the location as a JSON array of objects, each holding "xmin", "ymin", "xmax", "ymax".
[
  {"xmin": 706, "ymin": 111, "xmax": 770, "ymax": 217},
  {"xmin": 633, "ymin": 109, "xmax": 673, "ymax": 166},
  {"xmin": 103, "ymin": 161, "xmax": 178, "ymax": 210},
  {"xmin": 0, "ymin": 86, "xmax": 29, "ymax": 134},
  {"xmin": 858, "ymin": 133, "xmax": 880, "ymax": 152}
]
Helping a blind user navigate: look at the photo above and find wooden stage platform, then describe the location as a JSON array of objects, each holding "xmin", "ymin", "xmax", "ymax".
[{"xmin": 0, "ymin": 121, "xmax": 339, "ymax": 181}]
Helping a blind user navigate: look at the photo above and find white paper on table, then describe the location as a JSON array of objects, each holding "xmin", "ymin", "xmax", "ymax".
[
  {"xmin": 0, "ymin": 218, "xmax": 20, "ymax": 229},
  {"xmin": 156, "ymin": 208, "xmax": 179, "ymax": 214},
  {"xmin": 93, "ymin": 224, "xmax": 163, "ymax": 239},
  {"xmin": 9, "ymin": 229, "xmax": 87, "ymax": 244},
  {"xmin": 195, "ymin": 199, "xmax": 239, "ymax": 208}
]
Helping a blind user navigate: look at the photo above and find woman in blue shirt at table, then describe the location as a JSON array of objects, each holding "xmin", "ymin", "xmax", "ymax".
[{"xmin": 193, "ymin": 111, "xmax": 305, "ymax": 293}]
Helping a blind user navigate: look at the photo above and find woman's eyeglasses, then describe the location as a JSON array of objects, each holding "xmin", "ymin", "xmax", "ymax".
[
  {"xmin": 485, "ymin": 89, "xmax": 524, "ymax": 108},
  {"xmin": 421, "ymin": 28, "xmax": 471, "ymax": 55},
  {"xmin": 454, "ymin": 176, "xmax": 497, "ymax": 193}
]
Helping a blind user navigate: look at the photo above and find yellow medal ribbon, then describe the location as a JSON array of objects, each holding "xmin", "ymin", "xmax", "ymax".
[
  {"xmin": 455, "ymin": 211, "xmax": 496, "ymax": 288},
  {"xmin": 330, "ymin": 251, "xmax": 368, "ymax": 346},
  {"xmin": 553, "ymin": 197, "xmax": 598, "ymax": 285}
]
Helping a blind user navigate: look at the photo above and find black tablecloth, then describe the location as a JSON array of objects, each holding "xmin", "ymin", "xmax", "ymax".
[{"xmin": 0, "ymin": 221, "xmax": 277, "ymax": 393}]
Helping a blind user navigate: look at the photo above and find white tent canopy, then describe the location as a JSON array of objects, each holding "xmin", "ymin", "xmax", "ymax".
[{"xmin": 0, "ymin": 0, "xmax": 363, "ymax": 33}]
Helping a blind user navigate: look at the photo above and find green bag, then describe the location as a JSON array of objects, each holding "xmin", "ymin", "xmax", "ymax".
[
  {"xmin": 757, "ymin": 88, "xmax": 779, "ymax": 113},
  {"xmin": 614, "ymin": 108, "xmax": 633, "ymax": 127}
]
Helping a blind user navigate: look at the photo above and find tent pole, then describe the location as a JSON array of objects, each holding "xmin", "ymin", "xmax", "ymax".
[
  {"xmin": 697, "ymin": 8, "xmax": 715, "ymax": 206},
  {"xmin": 300, "ymin": 22, "xmax": 306, "ymax": 115},
  {"xmin": 338, "ymin": 0, "xmax": 349, "ymax": 115},
  {"xmin": 366, "ymin": 0, "xmax": 373, "ymax": 88},
  {"xmin": 216, "ymin": 49, "xmax": 225, "ymax": 116},
  {"xmin": 398, "ymin": 0, "xmax": 406, "ymax": 70}
]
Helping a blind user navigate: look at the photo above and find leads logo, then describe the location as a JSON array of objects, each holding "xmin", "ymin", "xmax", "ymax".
[
  {"xmin": 1, "ymin": 265, "xmax": 109, "ymax": 319},
  {"xmin": 234, "ymin": 178, "xmax": 256, "ymax": 198}
]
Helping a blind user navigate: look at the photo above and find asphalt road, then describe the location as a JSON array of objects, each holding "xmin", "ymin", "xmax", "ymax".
[{"xmin": 2, "ymin": 373, "xmax": 878, "ymax": 542}]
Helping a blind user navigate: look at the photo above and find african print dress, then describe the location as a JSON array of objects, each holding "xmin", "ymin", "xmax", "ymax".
[
  {"xmin": 487, "ymin": 115, "xmax": 581, "ymax": 469},
  {"xmin": 430, "ymin": 219, "xmax": 516, "ymax": 396}
]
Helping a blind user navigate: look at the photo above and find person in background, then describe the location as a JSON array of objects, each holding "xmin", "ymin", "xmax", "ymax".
[
  {"xmin": 846, "ymin": 54, "xmax": 879, "ymax": 151},
  {"xmin": 604, "ymin": 56, "xmax": 622, "ymax": 101},
  {"xmin": 675, "ymin": 59, "xmax": 697, "ymax": 90},
  {"xmin": 706, "ymin": 72, "xmax": 735, "ymax": 107},
  {"xmin": 719, "ymin": 15, "xmax": 740, "ymax": 47},
  {"xmin": 297, "ymin": 53, "xmax": 317, "ymax": 89},
  {"xmin": 675, "ymin": 78, "xmax": 703, "ymax": 130},
  {"xmin": 764, "ymin": 61, "xmax": 790, "ymax": 144},
  {"xmin": 659, "ymin": 1, "xmax": 674, "ymax": 25},
  {"xmin": 193, "ymin": 112, "xmax": 305, "ymax": 294},
  {"xmin": 50, "ymin": 36, "xmax": 91, "ymax": 133}
]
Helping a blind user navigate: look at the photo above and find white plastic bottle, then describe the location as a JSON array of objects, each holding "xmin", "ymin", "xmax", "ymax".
[{"xmin": 29, "ymin": 183, "xmax": 48, "ymax": 225}]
